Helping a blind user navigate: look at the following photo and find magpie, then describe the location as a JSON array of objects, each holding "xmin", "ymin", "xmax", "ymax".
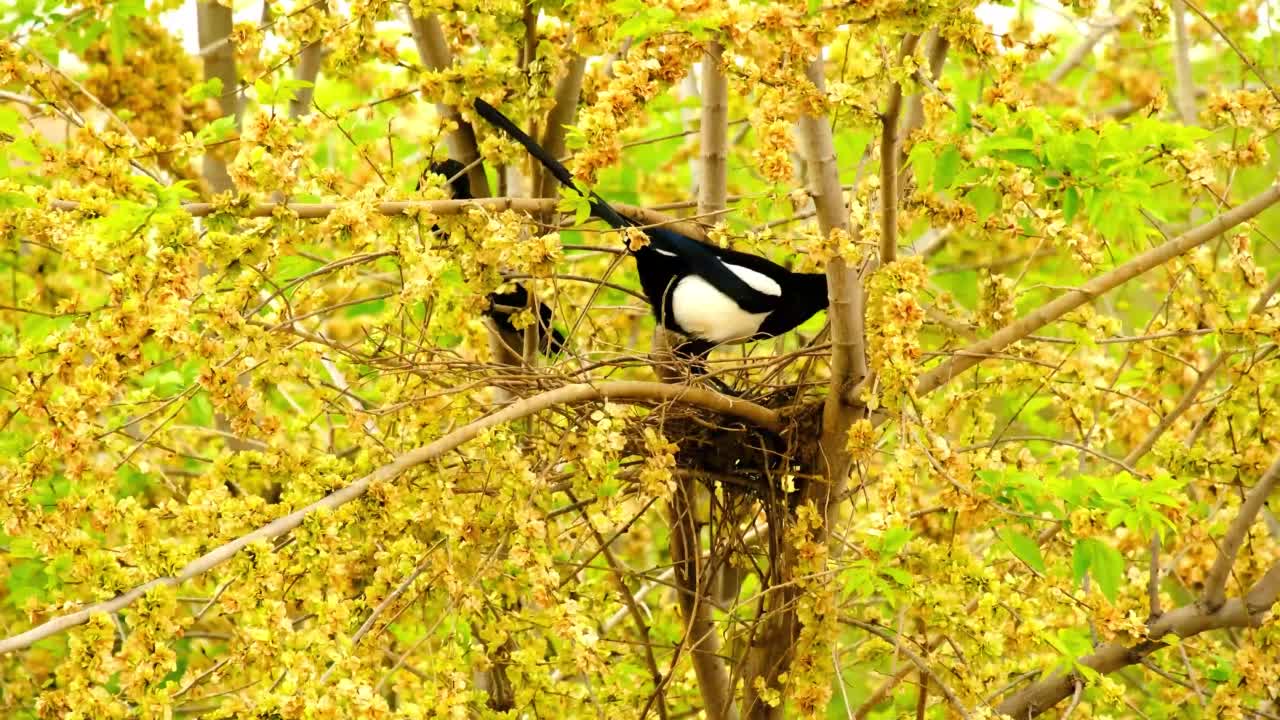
[
  {"xmin": 419, "ymin": 159, "xmax": 566, "ymax": 356},
  {"xmin": 472, "ymin": 99, "xmax": 830, "ymax": 363}
]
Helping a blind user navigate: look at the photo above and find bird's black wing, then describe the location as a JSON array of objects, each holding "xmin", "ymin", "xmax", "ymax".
[{"xmin": 472, "ymin": 98, "xmax": 777, "ymax": 315}]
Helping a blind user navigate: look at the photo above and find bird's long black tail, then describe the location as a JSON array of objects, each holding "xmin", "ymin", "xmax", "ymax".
[{"xmin": 473, "ymin": 98, "xmax": 632, "ymax": 231}]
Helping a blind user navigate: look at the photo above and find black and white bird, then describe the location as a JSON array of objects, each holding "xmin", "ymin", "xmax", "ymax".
[
  {"xmin": 420, "ymin": 159, "xmax": 566, "ymax": 356},
  {"xmin": 472, "ymin": 99, "xmax": 830, "ymax": 363}
]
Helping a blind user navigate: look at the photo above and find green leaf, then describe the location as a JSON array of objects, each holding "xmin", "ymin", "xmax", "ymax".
[
  {"xmin": 1062, "ymin": 186, "xmax": 1079, "ymax": 223},
  {"xmin": 0, "ymin": 106, "xmax": 21, "ymax": 135},
  {"xmin": 934, "ymin": 145, "xmax": 961, "ymax": 191},
  {"xmin": 878, "ymin": 526, "xmax": 913, "ymax": 556},
  {"xmin": 344, "ymin": 297, "xmax": 387, "ymax": 318},
  {"xmin": 908, "ymin": 143, "xmax": 935, "ymax": 192},
  {"xmin": 185, "ymin": 77, "xmax": 224, "ymax": 103},
  {"xmin": 1001, "ymin": 530, "xmax": 1046, "ymax": 573},
  {"xmin": 197, "ymin": 115, "xmax": 237, "ymax": 145},
  {"xmin": 1089, "ymin": 540, "xmax": 1124, "ymax": 602},
  {"xmin": 966, "ymin": 185, "xmax": 999, "ymax": 219},
  {"xmin": 1072, "ymin": 540, "xmax": 1092, "ymax": 586}
]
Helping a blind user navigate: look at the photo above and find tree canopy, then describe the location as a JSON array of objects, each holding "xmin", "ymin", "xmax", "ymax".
[{"xmin": 2, "ymin": 0, "xmax": 1280, "ymax": 718}]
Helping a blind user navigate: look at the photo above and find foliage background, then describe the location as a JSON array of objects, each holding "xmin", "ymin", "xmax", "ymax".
[{"xmin": 1, "ymin": 0, "xmax": 1280, "ymax": 718}]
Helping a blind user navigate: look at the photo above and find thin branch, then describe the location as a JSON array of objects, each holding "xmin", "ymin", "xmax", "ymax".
[
  {"xmin": 1203, "ymin": 454, "xmax": 1280, "ymax": 610},
  {"xmin": 1122, "ymin": 271, "xmax": 1280, "ymax": 467},
  {"xmin": 0, "ymin": 381, "xmax": 779, "ymax": 656},
  {"xmin": 1181, "ymin": 0, "xmax": 1280, "ymax": 107},
  {"xmin": 915, "ymin": 183, "xmax": 1280, "ymax": 398},
  {"xmin": 846, "ymin": 620, "xmax": 972, "ymax": 720}
]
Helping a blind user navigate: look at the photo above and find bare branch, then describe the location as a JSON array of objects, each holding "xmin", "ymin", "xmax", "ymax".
[
  {"xmin": 0, "ymin": 381, "xmax": 779, "ymax": 655},
  {"xmin": 1203, "ymin": 454, "xmax": 1280, "ymax": 610},
  {"xmin": 670, "ymin": 476, "xmax": 736, "ymax": 720},
  {"xmin": 289, "ymin": 39, "xmax": 325, "ymax": 120},
  {"xmin": 404, "ymin": 10, "xmax": 489, "ymax": 197},
  {"xmin": 915, "ymin": 183, "xmax": 1280, "ymax": 398}
]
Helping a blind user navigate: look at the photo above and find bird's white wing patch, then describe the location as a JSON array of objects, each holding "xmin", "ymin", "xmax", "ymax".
[
  {"xmin": 654, "ymin": 248, "xmax": 678, "ymax": 257},
  {"xmin": 724, "ymin": 263, "xmax": 782, "ymax": 297},
  {"xmin": 671, "ymin": 267, "xmax": 778, "ymax": 343}
]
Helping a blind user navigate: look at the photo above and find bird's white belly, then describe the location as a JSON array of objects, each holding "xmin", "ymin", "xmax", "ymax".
[{"xmin": 670, "ymin": 265, "xmax": 779, "ymax": 343}]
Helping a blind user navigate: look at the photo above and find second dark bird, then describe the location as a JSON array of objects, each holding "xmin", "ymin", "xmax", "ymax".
[{"xmin": 419, "ymin": 160, "xmax": 566, "ymax": 356}]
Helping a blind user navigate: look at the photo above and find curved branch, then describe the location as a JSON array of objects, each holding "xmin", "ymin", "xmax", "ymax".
[
  {"xmin": 915, "ymin": 183, "xmax": 1280, "ymax": 398},
  {"xmin": 0, "ymin": 381, "xmax": 779, "ymax": 656}
]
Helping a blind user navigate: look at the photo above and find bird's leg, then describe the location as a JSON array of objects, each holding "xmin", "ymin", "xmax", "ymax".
[{"xmin": 672, "ymin": 339, "xmax": 738, "ymax": 396}]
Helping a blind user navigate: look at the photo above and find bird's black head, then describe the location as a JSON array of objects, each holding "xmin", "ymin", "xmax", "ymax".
[{"xmin": 420, "ymin": 159, "xmax": 472, "ymax": 200}]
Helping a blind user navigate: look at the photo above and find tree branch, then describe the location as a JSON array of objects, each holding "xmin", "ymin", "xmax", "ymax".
[
  {"xmin": 404, "ymin": 10, "xmax": 489, "ymax": 197},
  {"xmin": 1170, "ymin": 0, "xmax": 1198, "ymax": 125},
  {"xmin": 1203, "ymin": 454, "xmax": 1280, "ymax": 610},
  {"xmin": 915, "ymin": 183, "xmax": 1280, "ymax": 398},
  {"xmin": 1047, "ymin": 15, "xmax": 1126, "ymax": 85},
  {"xmin": 0, "ymin": 381, "xmax": 779, "ymax": 656},
  {"xmin": 196, "ymin": 0, "xmax": 240, "ymax": 194},
  {"xmin": 879, "ymin": 33, "xmax": 919, "ymax": 266},
  {"xmin": 537, "ymin": 55, "xmax": 588, "ymax": 200},
  {"xmin": 49, "ymin": 198, "xmax": 713, "ymax": 242},
  {"xmin": 995, "ymin": 559, "xmax": 1280, "ymax": 717},
  {"xmin": 698, "ymin": 41, "xmax": 729, "ymax": 218}
]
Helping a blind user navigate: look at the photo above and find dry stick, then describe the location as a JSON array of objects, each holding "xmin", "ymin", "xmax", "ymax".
[
  {"xmin": 0, "ymin": 381, "xmax": 780, "ymax": 656},
  {"xmin": 404, "ymin": 10, "xmax": 488, "ymax": 198},
  {"xmin": 878, "ymin": 33, "xmax": 919, "ymax": 266},
  {"xmin": 1202, "ymin": 455, "xmax": 1280, "ymax": 611},
  {"xmin": 196, "ymin": 0, "xmax": 240, "ymax": 193},
  {"xmin": 914, "ymin": 183, "xmax": 1280, "ymax": 398},
  {"xmin": 48, "ymin": 197, "xmax": 713, "ymax": 242},
  {"xmin": 1170, "ymin": 0, "xmax": 1199, "ymax": 125},
  {"xmin": 996, "ymin": 558, "xmax": 1280, "ymax": 717}
]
